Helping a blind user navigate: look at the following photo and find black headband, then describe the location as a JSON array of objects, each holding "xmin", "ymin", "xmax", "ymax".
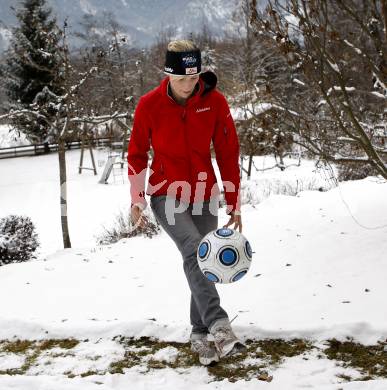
[{"xmin": 164, "ymin": 49, "xmax": 201, "ymax": 76}]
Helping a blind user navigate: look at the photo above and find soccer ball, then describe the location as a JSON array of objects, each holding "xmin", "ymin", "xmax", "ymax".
[{"xmin": 196, "ymin": 228, "xmax": 253, "ymax": 284}]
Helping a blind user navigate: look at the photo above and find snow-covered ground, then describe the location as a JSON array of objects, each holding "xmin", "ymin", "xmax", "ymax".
[
  {"xmin": 0, "ymin": 149, "xmax": 333, "ymax": 258},
  {"xmin": 0, "ymin": 149, "xmax": 386, "ymax": 389}
]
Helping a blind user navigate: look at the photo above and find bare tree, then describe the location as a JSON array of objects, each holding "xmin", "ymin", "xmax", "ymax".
[
  {"xmin": 74, "ymin": 12, "xmax": 138, "ymax": 117},
  {"xmin": 217, "ymin": 0, "xmax": 295, "ymax": 177},
  {"xmin": 0, "ymin": 23, "xmax": 131, "ymax": 248},
  {"xmin": 249, "ymin": 0, "xmax": 387, "ymax": 179}
]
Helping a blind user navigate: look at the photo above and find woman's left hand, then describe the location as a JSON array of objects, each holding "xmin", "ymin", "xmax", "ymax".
[{"xmin": 223, "ymin": 211, "xmax": 242, "ymax": 233}]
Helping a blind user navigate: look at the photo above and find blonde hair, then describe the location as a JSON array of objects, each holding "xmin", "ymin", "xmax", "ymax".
[{"xmin": 167, "ymin": 39, "xmax": 197, "ymax": 52}]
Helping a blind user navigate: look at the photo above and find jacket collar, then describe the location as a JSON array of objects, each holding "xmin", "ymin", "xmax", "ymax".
[{"xmin": 160, "ymin": 71, "xmax": 218, "ymax": 107}]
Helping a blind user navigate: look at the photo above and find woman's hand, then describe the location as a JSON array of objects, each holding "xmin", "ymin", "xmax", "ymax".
[
  {"xmin": 223, "ymin": 211, "xmax": 242, "ymax": 233},
  {"xmin": 130, "ymin": 205, "xmax": 149, "ymax": 229}
]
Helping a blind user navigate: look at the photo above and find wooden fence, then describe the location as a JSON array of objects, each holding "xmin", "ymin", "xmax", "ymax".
[{"xmin": 0, "ymin": 137, "xmax": 124, "ymax": 160}]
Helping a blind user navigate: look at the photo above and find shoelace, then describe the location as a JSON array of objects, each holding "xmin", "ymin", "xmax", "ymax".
[
  {"xmin": 213, "ymin": 326, "xmax": 233, "ymax": 343},
  {"xmin": 192, "ymin": 338, "xmax": 214, "ymax": 355}
]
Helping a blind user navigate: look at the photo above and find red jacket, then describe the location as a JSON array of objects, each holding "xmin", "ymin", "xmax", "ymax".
[{"xmin": 127, "ymin": 71, "xmax": 241, "ymax": 213}]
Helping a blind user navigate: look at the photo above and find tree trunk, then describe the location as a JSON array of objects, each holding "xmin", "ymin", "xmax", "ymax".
[
  {"xmin": 279, "ymin": 152, "xmax": 285, "ymax": 171},
  {"xmin": 58, "ymin": 138, "xmax": 71, "ymax": 248},
  {"xmin": 247, "ymin": 154, "xmax": 253, "ymax": 179},
  {"xmin": 43, "ymin": 141, "xmax": 50, "ymax": 154}
]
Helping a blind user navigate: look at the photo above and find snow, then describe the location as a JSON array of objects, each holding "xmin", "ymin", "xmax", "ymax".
[
  {"xmin": 231, "ymin": 103, "xmax": 279, "ymax": 120},
  {"xmin": 371, "ymin": 91, "xmax": 385, "ymax": 99},
  {"xmin": 327, "ymin": 60, "xmax": 340, "ymax": 73},
  {"xmin": 151, "ymin": 346, "xmax": 179, "ymax": 364},
  {"xmin": 0, "ymin": 149, "xmax": 386, "ymax": 388},
  {"xmin": 327, "ymin": 86, "xmax": 356, "ymax": 96},
  {"xmin": 231, "ymin": 103, "xmax": 299, "ymax": 120},
  {"xmin": 292, "ymin": 78, "xmax": 305, "ymax": 86},
  {"xmin": 37, "ymin": 48, "xmax": 52, "ymax": 58},
  {"xmin": 28, "ymin": 339, "xmax": 124, "ymax": 376},
  {"xmin": 0, "ymin": 25, "xmax": 12, "ymax": 52},
  {"xmin": 187, "ymin": 0, "xmax": 236, "ymax": 23},
  {"xmin": 284, "ymin": 14, "xmax": 303, "ymax": 46},
  {"xmin": 0, "ymin": 353, "xmax": 25, "ymax": 371},
  {"xmin": 0, "ymin": 374, "xmax": 386, "ymax": 390},
  {"xmin": 343, "ymin": 39, "xmax": 363, "ymax": 55},
  {"xmin": 0, "ymin": 234, "xmax": 9, "ymax": 248},
  {"xmin": 0, "ymin": 124, "xmax": 30, "ymax": 148},
  {"xmin": 79, "ymin": 0, "xmax": 97, "ymax": 16}
]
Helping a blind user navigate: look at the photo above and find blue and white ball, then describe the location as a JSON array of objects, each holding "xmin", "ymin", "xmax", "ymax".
[{"xmin": 197, "ymin": 228, "xmax": 253, "ymax": 284}]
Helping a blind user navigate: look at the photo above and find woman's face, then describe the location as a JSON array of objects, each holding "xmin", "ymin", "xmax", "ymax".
[{"xmin": 169, "ymin": 74, "xmax": 200, "ymax": 101}]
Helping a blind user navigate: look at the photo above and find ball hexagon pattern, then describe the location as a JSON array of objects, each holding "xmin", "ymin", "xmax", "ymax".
[{"xmin": 197, "ymin": 228, "xmax": 253, "ymax": 284}]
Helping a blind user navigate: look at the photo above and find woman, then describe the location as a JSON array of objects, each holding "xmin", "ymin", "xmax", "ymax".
[{"xmin": 127, "ymin": 40, "xmax": 244, "ymax": 365}]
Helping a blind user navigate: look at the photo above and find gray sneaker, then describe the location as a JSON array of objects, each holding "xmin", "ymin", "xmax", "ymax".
[
  {"xmin": 210, "ymin": 320, "xmax": 247, "ymax": 358},
  {"xmin": 190, "ymin": 335, "xmax": 219, "ymax": 366}
]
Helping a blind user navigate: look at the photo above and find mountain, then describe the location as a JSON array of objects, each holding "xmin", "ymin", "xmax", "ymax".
[{"xmin": 0, "ymin": 0, "xmax": 268, "ymax": 53}]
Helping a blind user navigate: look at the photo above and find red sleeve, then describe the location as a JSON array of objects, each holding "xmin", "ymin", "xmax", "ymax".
[
  {"xmin": 127, "ymin": 97, "xmax": 150, "ymax": 210},
  {"xmin": 212, "ymin": 94, "xmax": 241, "ymax": 214}
]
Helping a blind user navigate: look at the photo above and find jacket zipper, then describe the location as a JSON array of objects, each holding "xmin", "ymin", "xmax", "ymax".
[
  {"xmin": 181, "ymin": 108, "xmax": 194, "ymax": 190},
  {"xmin": 166, "ymin": 82, "xmax": 194, "ymax": 194}
]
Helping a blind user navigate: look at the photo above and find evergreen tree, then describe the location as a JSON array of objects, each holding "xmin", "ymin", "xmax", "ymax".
[{"xmin": 0, "ymin": 0, "xmax": 64, "ymax": 143}]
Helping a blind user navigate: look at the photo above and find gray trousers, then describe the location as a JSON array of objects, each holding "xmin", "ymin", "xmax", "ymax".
[{"xmin": 150, "ymin": 195, "xmax": 229, "ymax": 335}]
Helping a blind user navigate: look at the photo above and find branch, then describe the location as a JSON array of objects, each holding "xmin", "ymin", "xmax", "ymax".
[
  {"xmin": 69, "ymin": 111, "xmax": 130, "ymax": 124},
  {"xmin": 0, "ymin": 109, "xmax": 51, "ymax": 127},
  {"xmin": 62, "ymin": 66, "xmax": 98, "ymax": 101}
]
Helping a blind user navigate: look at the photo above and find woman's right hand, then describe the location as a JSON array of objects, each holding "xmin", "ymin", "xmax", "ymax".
[
  {"xmin": 223, "ymin": 210, "xmax": 242, "ymax": 233},
  {"xmin": 130, "ymin": 205, "xmax": 149, "ymax": 229}
]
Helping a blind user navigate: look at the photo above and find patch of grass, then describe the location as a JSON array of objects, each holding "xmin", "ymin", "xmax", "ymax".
[
  {"xmin": 111, "ymin": 336, "xmax": 312, "ymax": 383},
  {"xmin": 255, "ymin": 338, "xmax": 313, "ymax": 365},
  {"xmin": 109, "ymin": 336, "xmax": 199, "ymax": 374},
  {"xmin": 0, "ymin": 368, "xmax": 24, "ymax": 376},
  {"xmin": 147, "ymin": 359, "xmax": 167, "ymax": 369},
  {"xmin": 1, "ymin": 340, "xmax": 34, "ymax": 354},
  {"xmin": 39, "ymin": 338, "xmax": 79, "ymax": 350},
  {"xmin": 0, "ymin": 349, "xmax": 40, "ymax": 376},
  {"xmin": 0, "ymin": 338, "xmax": 80, "ymax": 375},
  {"xmin": 80, "ymin": 370, "xmax": 99, "ymax": 377},
  {"xmin": 208, "ymin": 338, "xmax": 312, "ymax": 382},
  {"xmin": 208, "ymin": 361, "xmax": 267, "ymax": 382},
  {"xmin": 336, "ymin": 373, "xmax": 354, "ymax": 382},
  {"xmin": 0, "ymin": 339, "xmax": 39, "ymax": 375},
  {"xmin": 2, "ymin": 336, "xmax": 385, "ymax": 383},
  {"xmin": 325, "ymin": 339, "xmax": 387, "ymax": 379}
]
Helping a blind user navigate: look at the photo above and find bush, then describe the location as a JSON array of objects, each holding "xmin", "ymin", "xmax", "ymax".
[
  {"xmin": 239, "ymin": 176, "xmax": 333, "ymax": 207},
  {"xmin": 337, "ymin": 162, "xmax": 380, "ymax": 182},
  {"xmin": 0, "ymin": 215, "xmax": 39, "ymax": 266},
  {"xmin": 95, "ymin": 208, "xmax": 161, "ymax": 245}
]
